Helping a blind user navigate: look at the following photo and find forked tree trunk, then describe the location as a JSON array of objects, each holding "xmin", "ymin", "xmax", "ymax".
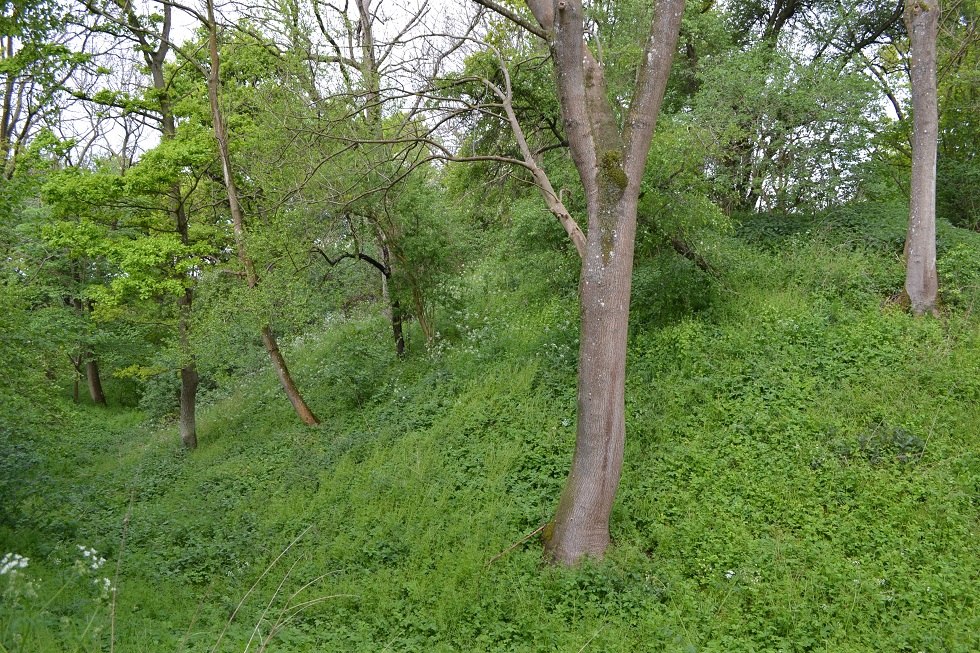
[
  {"xmin": 85, "ymin": 356, "xmax": 107, "ymax": 406},
  {"xmin": 517, "ymin": 0, "xmax": 684, "ymax": 564},
  {"xmin": 205, "ymin": 2, "xmax": 319, "ymax": 425},
  {"xmin": 904, "ymin": 0, "xmax": 940, "ymax": 315}
]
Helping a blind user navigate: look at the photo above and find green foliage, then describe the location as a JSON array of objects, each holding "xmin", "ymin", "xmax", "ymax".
[
  {"xmin": 4, "ymin": 221, "xmax": 979, "ymax": 651},
  {"xmin": 936, "ymin": 1, "xmax": 980, "ymax": 231},
  {"xmin": 3, "ymin": 0, "xmax": 979, "ymax": 649},
  {"xmin": 937, "ymin": 241, "xmax": 980, "ymax": 307},
  {"xmin": 693, "ymin": 45, "xmax": 881, "ymax": 212}
]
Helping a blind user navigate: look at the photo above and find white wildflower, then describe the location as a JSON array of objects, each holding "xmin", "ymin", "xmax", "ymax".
[
  {"xmin": 0, "ymin": 553, "xmax": 29, "ymax": 575},
  {"xmin": 95, "ymin": 576, "xmax": 113, "ymax": 596}
]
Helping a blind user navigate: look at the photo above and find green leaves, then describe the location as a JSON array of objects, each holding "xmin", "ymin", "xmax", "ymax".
[{"xmin": 693, "ymin": 44, "xmax": 881, "ymax": 212}]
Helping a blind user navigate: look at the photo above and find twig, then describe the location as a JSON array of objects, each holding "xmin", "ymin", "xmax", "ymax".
[
  {"xmin": 244, "ymin": 557, "xmax": 303, "ymax": 652},
  {"xmin": 485, "ymin": 523, "xmax": 547, "ymax": 568},
  {"xmin": 576, "ymin": 625, "xmax": 606, "ymax": 652}
]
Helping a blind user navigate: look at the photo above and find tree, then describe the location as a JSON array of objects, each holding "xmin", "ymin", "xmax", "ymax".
[
  {"xmin": 303, "ymin": 0, "xmax": 442, "ymax": 352},
  {"xmin": 0, "ymin": 0, "xmax": 91, "ymax": 180},
  {"xmin": 83, "ymin": 0, "xmax": 206, "ymax": 447},
  {"xmin": 904, "ymin": 0, "xmax": 940, "ymax": 315},
  {"xmin": 198, "ymin": 0, "xmax": 320, "ymax": 425},
  {"xmin": 472, "ymin": 0, "xmax": 684, "ymax": 564}
]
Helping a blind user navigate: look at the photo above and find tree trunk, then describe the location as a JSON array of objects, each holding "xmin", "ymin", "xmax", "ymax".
[
  {"xmin": 519, "ymin": 0, "xmax": 684, "ymax": 565},
  {"xmin": 545, "ymin": 195, "xmax": 637, "ymax": 563},
  {"xmin": 261, "ymin": 325, "xmax": 320, "ymax": 425},
  {"xmin": 178, "ymin": 288, "xmax": 198, "ymax": 449},
  {"xmin": 391, "ymin": 298, "xmax": 406, "ymax": 358},
  {"xmin": 205, "ymin": 2, "xmax": 320, "ymax": 425},
  {"xmin": 378, "ymin": 240, "xmax": 406, "ymax": 357},
  {"xmin": 85, "ymin": 355, "xmax": 107, "ymax": 406},
  {"xmin": 174, "ymin": 199, "xmax": 199, "ymax": 448},
  {"xmin": 904, "ymin": 0, "xmax": 940, "ymax": 315}
]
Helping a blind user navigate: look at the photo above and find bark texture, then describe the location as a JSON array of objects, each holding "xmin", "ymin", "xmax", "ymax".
[
  {"xmin": 904, "ymin": 0, "xmax": 940, "ymax": 315},
  {"xmin": 520, "ymin": 0, "xmax": 685, "ymax": 564}
]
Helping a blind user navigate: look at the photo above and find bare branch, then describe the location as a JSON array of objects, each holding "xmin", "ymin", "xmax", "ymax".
[{"xmin": 471, "ymin": 0, "xmax": 548, "ymax": 40}]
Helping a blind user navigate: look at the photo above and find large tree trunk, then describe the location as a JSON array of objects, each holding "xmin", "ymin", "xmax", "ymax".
[
  {"xmin": 520, "ymin": 0, "xmax": 684, "ymax": 565},
  {"xmin": 545, "ymin": 195, "xmax": 637, "ymax": 562},
  {"xmin": 904, "ymin": 0, "xmax": 940, "ymax": 315},
  {"xmin": 85, "ymin": 355, "xmax": 107, "ymax": 406}
]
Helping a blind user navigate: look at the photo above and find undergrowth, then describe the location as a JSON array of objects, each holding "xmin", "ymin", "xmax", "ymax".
[{"xmin": 2, "ymin": 215, "xmax": 978, "ymax": 651}]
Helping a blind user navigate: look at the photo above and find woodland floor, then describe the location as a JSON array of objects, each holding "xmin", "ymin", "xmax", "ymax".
[{"xmin": 2, "ymin": 207, "xmax": 979, "ymax": 652}]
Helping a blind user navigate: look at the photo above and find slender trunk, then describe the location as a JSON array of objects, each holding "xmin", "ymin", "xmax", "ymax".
[
  {"xmin": 379, "ymin": 240, "xmax": 406, "ymax": 357},
  {"xmin": 256, "ymin": 320, "xmax": 319, "ymax": 424},
  {"xmin": 904, "ymin": 0, "xmax": 940, "ymax": 315},
  {"xmin": 205, "ymin": 4, "xmax": 319, "ymax": 425},
  {"xmin": 391, "ymin": 298, "xmax": 406, "ymax": 358},
  {"xmin": 177, "ymin": 287, "xmax": 198, "ymax": 449},
  {"xmin": 1, "ymin": 36, "xmax": 15, "ymax": 170},
  {"xmin": 85, "ymin": 356, "xmax": 107, "ymax": 406},
  {"xmin": 175, "ymin": 201, "xmax": 199, "ymax": 448},
  {"xmin": 261, "ymin": 325, "xmax": 319, "ymax": 425}
]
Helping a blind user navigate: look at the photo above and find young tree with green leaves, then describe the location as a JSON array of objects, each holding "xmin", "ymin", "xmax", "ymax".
[{"xmin": 82, "ymin": 0, "xmax": 208, "ymax": 446}]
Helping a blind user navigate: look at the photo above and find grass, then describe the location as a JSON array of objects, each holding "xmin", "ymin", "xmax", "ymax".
[{"xmin": 2, "ymin": 210, "xmax": 978, "ymax": 651}]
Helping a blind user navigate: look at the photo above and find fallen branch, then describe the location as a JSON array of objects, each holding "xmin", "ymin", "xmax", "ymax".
[{"xmin": 485, "ymin": 523, "xmax": 547, "ymax": 568}]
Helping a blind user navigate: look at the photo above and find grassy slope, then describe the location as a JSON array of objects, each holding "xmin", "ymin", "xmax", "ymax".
[{"xmin": 2, "ymin": 209, "xmax": 979, "ymax": 652}]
